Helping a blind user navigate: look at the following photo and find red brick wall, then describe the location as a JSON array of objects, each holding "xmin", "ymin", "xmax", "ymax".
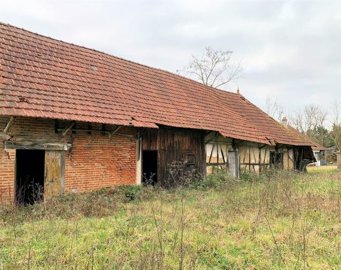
[
  {"xmin": 0, "ymin": 149, "xmax": 15, "ymax": 205},
  {"xmin": 64, "ymin": 132, "xmax": 137, "ymax": 193},
  {"xmin": 0, "ymin": 116, "xmax": 137, "ymax": 204}
]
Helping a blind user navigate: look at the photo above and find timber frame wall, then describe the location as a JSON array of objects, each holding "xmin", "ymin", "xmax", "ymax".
[
  {"xmin": 238, "ymin": 142, "xmax": 295, "ymax": 174},
  {"xmin": 205, "ymin": 134, "xmax": 303, "ymax": 175}
]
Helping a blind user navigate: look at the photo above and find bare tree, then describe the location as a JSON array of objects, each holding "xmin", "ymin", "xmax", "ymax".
[
  {"xmin": 331, "ymin": 100, "xmax": 341, "ymax": 150},
  {"xmin": 180, "ymin": 46, "xmax": 241, "ymax": 88},
  {"xmin": 265, "ymin": 97, "xmax": 285, "ymax": 122},
  {"xmin": 290, "ymin": 105, "xmax": 327, "ymax": 133}
]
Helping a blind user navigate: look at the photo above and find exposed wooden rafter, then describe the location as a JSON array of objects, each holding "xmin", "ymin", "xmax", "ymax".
[
  {"xmin": 3, "ymin": 116, "xmax": 14, "ymax": 134},
  {"xmin": 62, "ymin": 122, "xmax": 75, "ymax": 136},
  {"xmin": 109, "ymin": 126, "xmax": 122, "ymax": 138}
]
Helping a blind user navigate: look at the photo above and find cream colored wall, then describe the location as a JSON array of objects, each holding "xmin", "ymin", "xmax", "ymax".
[
  {"xmin": 239, "ymin": 143, "xmax": 272, "ymax": 173},
  {"xmin": 239, "ymin": 143, "xmax": 294, "ymax": 173},
  {"xmin": 205, "ymin": 134, "xmax": 234, "ymax": 175},
  {"xmin": 206, "ymin": 133, "xmax": 296, "ymax": 176},
  {"xmin": 283, "ymin": 148, "xmax": 295, "ymax": 170}
]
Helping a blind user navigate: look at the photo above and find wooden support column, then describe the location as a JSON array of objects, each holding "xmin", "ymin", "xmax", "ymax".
[{"xmin": 337, "ymin": 152, "xmax": 341, "ymax": 169}]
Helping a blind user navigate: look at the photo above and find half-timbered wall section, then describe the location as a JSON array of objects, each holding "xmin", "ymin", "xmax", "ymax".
[
  {"xmin": 205, "ymin": 135, "xmax": 297, "ymax": 176},
  {"xmin": 0, "ymin": 116, "xmax": 137, "ymax": 204},
  {"xmin": 205, "ymin": 134, "xmax": 240, "ymax": 177},
  {"xmin": 239, "ymin": 142, "xmax": 271, "ymax": 174},
  {"xmin": 141, "ymin": 127, "xmax": 205, "ymax": 186},
  {"xmin": 238, "ymin": 143, "xmax": 295, "ymax": 174}
]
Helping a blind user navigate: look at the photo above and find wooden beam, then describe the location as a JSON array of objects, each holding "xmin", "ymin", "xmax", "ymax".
[
  {"xmin": 62, "ymin": 122, "xmax": 75, "ymax": 136},
  {"xmin": 4, "ymin": 141, "xmax": 72, "ymax": 151},
  {"xmin": 0, "ymin": 132, "xmax": 11, "ymax": 140},
  {"xmin": 109, "ymin": 126, "xmax": 122, "ymax": 138},
  {"xmin": 101, "ymin": 124, "xmax": 106, "ymax": 135},
  {"xmin": 207, "ymin": 162, "xmax": 228, "ymax": 166},
  {"xmin": 3, "ymin": 116, "xmax": 14, "ymax": 133},
  {"xmin": 87, "ymin": 123, "xmax": 92, "ymax": 135},
  {"xmin": 240, "ymin": 162, "xmax": 270, "ymax": 166}
]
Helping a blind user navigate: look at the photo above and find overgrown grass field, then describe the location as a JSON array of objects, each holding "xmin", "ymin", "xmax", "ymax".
[{"xmin": 0, "ymin": 170, "xmax": 340, "ymax": 269}]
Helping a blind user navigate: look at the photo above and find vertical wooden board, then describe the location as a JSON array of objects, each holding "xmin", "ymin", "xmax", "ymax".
[
  {"xmin": 44, "ymin": 151, "xmax": 64, "ymax": 200},
  {"xmin": 156, "ymin": 128, "xmax": 205, "ymax": 185},
  {"xmin": 136, "ymin": 137, "xmax": 142, "ymax": 184},
  {"xmin": 282, "ymin": 149, "xmax": 289, "ymax": 170},
  {"xmin": 288, "ymin": 149, "xmax": 294, "ymax": 170}
]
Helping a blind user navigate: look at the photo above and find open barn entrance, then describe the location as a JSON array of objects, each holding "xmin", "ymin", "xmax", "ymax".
[
  {"xmin": 16, "ymin": 150, "xmax": 45, "ymax": 205},
  {"xmin": 142, "ymin": 150, "xmax": 158, "ymax": 185}
]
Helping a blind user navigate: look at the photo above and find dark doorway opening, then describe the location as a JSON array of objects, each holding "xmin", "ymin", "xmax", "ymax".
[
  {"xmin": 16, "ymin": 150, "xmax": 45, "ymax": 205},
  {"xmin": 270, "ymin": 151, "xmax": 283, "ymax": 169},
  {"xmin": 142, "ymin": 150, "xmax": 157, "ymax": 185}
]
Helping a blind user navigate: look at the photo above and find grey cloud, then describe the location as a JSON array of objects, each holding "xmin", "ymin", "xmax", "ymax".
[{"xmin": 0, "ymin": 0, "xmax": 340, "ymax": 118}]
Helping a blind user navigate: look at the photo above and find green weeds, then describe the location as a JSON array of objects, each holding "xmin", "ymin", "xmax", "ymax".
[{"xmin": 0, "ymin": 171, "xmax": 340, "ymax": 269}]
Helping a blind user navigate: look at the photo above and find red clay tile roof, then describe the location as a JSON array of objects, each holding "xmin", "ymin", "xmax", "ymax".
[
  {"xmin": 285, "ymin": 125, "xmax": 327, "ymax": 150},
  {"xmin": 0, "ymin": 23, "xmax": 313, "ymax": 146}
]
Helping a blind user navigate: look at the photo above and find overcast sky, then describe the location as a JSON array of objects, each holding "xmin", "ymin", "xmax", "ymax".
[{"xmin": 1, "ymin": 0, "xmax": 340, "ymax": 121}]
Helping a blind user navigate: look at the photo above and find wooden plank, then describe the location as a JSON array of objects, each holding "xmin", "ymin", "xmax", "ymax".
[
  {"xmin": 3, "ymin": 116, "xmax": 14, "ymax": 133},
  {"xmin": 109, "ymin": 126, "xmax": 122, "ymax": 138},
  {"xmin": 216, "ymin": 144, "xmax": 220, "ymax": 164},
  {"xmin": 44, "ymin": 151, "xmax": 64, "ymax": 200},
  {"xmin": 207, "ymin": 162, "xmax": 229, "ymax": 166},
  {"xmin": 220, "ymin": 146, "xmax": 226, "ymax": 163},
  {"xmin": 144, "ymin": 127, "xmax": 206, "ymax": 185},
  {"xmin": 259, "ymin": 146, "xmax": 262, "ymax": 173},
  {"xmin": 62, "ymin": 122, "xmax": 75, "ymax": 136},
  {"xmin": 240, "ymin": 162, "xmax": 271, "ymax": 165},
  {"xmin": 0, "ymin": 132, "xmax": 11, "ymax": 140},
  {"xmin": 4, "ymin": 141, "xmax": 71, "ymax": 151},
  {"xmin": 249, "ymin": 146, "xmax": 251, "ymax": 171}
]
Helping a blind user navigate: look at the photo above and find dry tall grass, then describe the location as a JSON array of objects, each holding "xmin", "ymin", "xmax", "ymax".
[{"xmin": 0, "ymin": 170, "xmax": 340, "ymax": 269}]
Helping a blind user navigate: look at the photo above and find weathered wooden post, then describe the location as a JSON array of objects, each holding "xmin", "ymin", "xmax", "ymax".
[{"xmin": 337, "ymin": 152, "xmax": 341, "ymax": 169}]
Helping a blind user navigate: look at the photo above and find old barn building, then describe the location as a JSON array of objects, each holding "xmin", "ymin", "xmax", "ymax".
[{"xmin": 0, "ymin": 23, "xmax": 315, "ymax": 204}]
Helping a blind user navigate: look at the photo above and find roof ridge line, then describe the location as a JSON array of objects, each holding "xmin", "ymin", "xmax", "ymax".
[{"xmin": 0, "ymin": 21, "xmax": 237, "ymax": 97}]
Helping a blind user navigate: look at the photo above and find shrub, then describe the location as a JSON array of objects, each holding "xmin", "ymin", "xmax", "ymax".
[
  {"xmin": 193, "ymin": 170, "xmax": 236, "ymax": 189},
  {"xmin": 117, "ymin": 185, "xmax": 142, "ymax": 201}
]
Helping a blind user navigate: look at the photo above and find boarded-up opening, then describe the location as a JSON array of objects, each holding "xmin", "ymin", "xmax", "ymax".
[
  {"xmin": 16, "ymin": 150, "xmax": 45, "ymax": 205},
  {"xmin": 142, "ymin": 150, "xmax": 157, "ymax": 185}
]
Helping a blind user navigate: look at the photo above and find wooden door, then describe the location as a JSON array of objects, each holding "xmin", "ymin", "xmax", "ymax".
[{"xmin": 44, "ymin": 151, "xmax": 64, "ymax": 200}]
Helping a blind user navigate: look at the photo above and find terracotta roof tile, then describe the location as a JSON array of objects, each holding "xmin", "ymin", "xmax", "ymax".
[{"xmin": 0, "ymin": 23, "xmax": 313, "ymax": 146}]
